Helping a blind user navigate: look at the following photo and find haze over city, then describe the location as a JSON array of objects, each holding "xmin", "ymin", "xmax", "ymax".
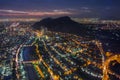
[{"xmin": 0, "ymin": 0, "xmax": 120, "ymax": 19}]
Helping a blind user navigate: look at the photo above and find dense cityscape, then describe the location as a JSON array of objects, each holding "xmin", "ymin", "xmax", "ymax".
[
  {"xmin": 0, "ymin": 21, "xmax": 120, "ymax": 80},
  {"xmin": 0, "ymin": 0, "xmax": 120, "ymax": 80}
]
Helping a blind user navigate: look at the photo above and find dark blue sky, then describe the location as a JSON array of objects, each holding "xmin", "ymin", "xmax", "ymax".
[{"xmin": 0, "ymin": 0, "xmax": 120, "ymax": 19}]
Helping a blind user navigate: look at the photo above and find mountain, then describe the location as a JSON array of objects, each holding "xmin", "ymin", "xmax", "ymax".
[{"xmin": 32, "ymin": 16, "xmax": 93, "ymax": 37}]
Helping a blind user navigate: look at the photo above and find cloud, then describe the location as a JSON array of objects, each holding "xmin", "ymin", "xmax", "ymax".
[
  {"xmin": 81, "ymin": 7, "xmax": 89, "ymax": 10},
  {"xmin": 80, "ymin": 7, "xmax": 91, "ymax": 13},
  {"xmin": 0, "ymin": 8, "xmax": 92, "ymax": 18},
  {"xmin": 0, "ymin": 9, "xmax": 73, "ymax": 17},
  {"xmin": 0, "ymin": 9, "xmax": 28, "ymax": 14}
]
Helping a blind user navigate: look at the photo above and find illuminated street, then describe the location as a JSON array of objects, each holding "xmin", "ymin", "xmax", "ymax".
[
  {"xmin": 0, "ymin": 19, "xmax": 119, "ymax": 80},
  {"xmin": 0, "ymin": 0, "xmax": 120, "ymax": 80},
  {"xmin": 0, "ymin": 23, "xmax": 117, "ymax": 80}
]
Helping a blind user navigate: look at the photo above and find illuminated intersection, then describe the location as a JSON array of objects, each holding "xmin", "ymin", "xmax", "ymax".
[
  {"xmin": 0, "ymin": 22, "xmax": 120, "ymax": 80},
  {"xmin": 15, "ymin": 29, "xmax": 120, "ymax": 80}
]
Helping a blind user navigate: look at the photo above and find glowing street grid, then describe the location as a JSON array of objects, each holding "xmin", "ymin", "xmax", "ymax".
[
  {"xmin": 0, "ymin": 22, "xmax": 120, "ymax": 80},
  {"xmin": 16, "ymin": 27, "xmax": 120, "ymax": 80}
]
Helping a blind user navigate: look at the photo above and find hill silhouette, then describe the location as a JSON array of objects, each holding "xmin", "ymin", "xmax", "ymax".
[{"xmin": 32, "ymin": 16, "xmax": 93, "ymax": 37}]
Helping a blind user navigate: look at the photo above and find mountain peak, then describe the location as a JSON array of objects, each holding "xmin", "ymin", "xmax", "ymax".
[
  {"xmin": 40, "ymin": 17, "xmax": 53, "ymax": 23},
  {"xmin": 32, "ymin": 16, "xmax": 80, "ymax": 28},
  {"xmin": 32, "ymin": 16, "xmax": 90, "ymax": 37},
  {"xmin": 55, "ymin": 16, "xmax": 71, "ymax": 21}
]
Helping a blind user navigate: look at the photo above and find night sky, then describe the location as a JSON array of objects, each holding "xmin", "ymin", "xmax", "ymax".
[{"xmin": 0, "ymin": 0, "xmax": 120, "ymax": 19}]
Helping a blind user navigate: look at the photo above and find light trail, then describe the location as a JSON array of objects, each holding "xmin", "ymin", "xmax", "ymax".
[
  {"xmin": 103, "ymin": 54, "xmax": 120, "ymax": 80},
  {"xmin": 34, "ymin": 65, "xmax": 45, "ymax": 78}
]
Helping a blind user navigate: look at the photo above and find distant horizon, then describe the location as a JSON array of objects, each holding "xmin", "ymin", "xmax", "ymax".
[
  {"xmin": 1, "ymin": 14, "xmax": 120, "ymax": 20},
  {"xmin": 0, "ymin": 16, "xmax": 120, "ymax": 24},
  {"xmin": 0, "ymin": 0, "xmax": 120, "ymax": 20}
]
